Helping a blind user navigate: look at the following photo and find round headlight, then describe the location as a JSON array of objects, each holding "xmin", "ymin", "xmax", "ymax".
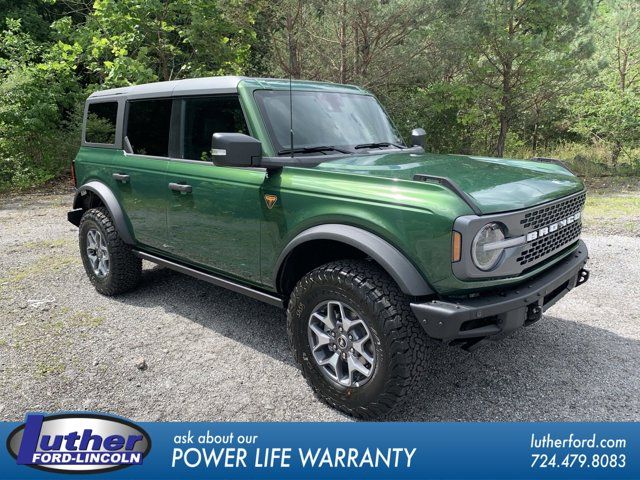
[{"xmin": 472, "ymin": 222, "xmax": 506, "ymax": 271}]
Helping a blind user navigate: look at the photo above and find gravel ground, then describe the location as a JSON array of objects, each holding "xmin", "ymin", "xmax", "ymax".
[{"xmin": 0, "ymin": 192, "xmax": 638, "ymax": 422}]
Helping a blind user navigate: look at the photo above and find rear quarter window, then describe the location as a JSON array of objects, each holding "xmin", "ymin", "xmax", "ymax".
[{"xmin": 85, "ymin": 101, "xmax": 118, "ymax": 144}]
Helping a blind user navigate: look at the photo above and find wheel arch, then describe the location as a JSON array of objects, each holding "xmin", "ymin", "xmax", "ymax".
[
  {"xmin": 274, "ymin": 224, "xmax": 434, "ymax": 298},
  {"xmin": 72, "ymin": 181, "xmax": 134, "ymax": 245}
]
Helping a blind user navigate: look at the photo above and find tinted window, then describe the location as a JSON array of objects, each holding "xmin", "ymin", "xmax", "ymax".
[
  {"xmin": 126, "ymin": 99, "xmax": 173, "ymax": 157},
  {"xmin": 182, "ymin": 96, "xmax": 248, "ymax": 161},
  {"xmin": 85, "ymin": 102, "xmax": 118, "ymax": 144}
]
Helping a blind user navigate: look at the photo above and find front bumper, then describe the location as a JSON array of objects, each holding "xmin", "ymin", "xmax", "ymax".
[{"xmin": 411, "ymin": 240, "xmax": 589, "ymax": 349}]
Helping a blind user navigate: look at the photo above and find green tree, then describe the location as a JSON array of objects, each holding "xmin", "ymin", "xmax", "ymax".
[
  {"xmin": 571, "ymin": 0, "xmax": 640, "ymax": 165},
  {"xmin": 0, "ymin": 19, "xmax": 82, "ymax": 188},
  {"xmin": 0, "ymin": 1, "xmax": 259, "ymax": 190},
  {"xmin": 0, "ymin": 1, "xmax": 55, "ymax": 42},
  {"xmin": 56, "ymin": 0, "xmax": 258, "ymax": 87},
  {"xmin": 459, "ymin": 0, "xmax": 594, "ymax": 157},
  {"xmin": 265, "ymin": 0, "xmax": 439, "ymax": 89},
  {"xmin": 1, "ymin": 0, "xmax": 639, "ymax": 191}
]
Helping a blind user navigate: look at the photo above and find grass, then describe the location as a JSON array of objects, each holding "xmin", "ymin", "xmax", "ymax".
[
  {"xmin": 584, "ymin": 194, "xmax": 640, "ymax": 217},
  {"xmin": 70, "ymin": 311, "xmax": 105, "ymax": 328},
  {"xmin": 0, "ymin": 255, "xmax": 75, "ymax": 287},
  {"xmin": 20, "ymin": 239, "xmax": 68, "ymax": 250},
  {"xmin": 6, "ymin": 308, "xmax": 106, "ymax": 379},
  {"xmin": 9, "ymin": 310, "xmax": 105, "ymax": 349},
  {"xmin": 582, "ymin": 187, "xmax": 640, "ymax": 235},
  {"xmin": 35, "ymin": 359, "xmax": 66, "ymax": 377}
]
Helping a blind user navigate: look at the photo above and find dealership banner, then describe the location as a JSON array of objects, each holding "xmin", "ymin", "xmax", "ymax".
[{"xmin": 1, "ymin": 413, "xmax": 637, "ymax": 479}]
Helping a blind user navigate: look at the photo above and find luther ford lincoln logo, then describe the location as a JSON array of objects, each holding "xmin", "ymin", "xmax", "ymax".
[{"xmin": 6, "ymin": 413, "xmax": 151, "ymax": 473}]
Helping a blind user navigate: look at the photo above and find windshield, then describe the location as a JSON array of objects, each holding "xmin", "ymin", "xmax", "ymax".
[{"xmin": 254, "ymin": 90, "xmax": 403, "ymax": 154}]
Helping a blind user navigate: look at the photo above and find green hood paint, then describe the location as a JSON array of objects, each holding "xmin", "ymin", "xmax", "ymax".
[{"xmin": 315, "ymin": 151, "xmax": 584, "ymax": 214}]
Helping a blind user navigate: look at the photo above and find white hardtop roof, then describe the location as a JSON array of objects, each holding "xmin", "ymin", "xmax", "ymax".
[
  {"xmin": 87, "ymin": 76, "xmax": 366, "ymax": 101},
  {"xmin": 88, "ymin": 76, "xmax": 246, "ymax": 100}
]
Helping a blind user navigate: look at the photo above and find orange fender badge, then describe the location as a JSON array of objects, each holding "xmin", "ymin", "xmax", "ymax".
[{"xmin": 264, "ymin": 194, "xmax": 278, "ymax": 209}]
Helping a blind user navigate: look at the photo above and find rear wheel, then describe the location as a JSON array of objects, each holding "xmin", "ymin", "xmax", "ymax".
[
  {"xmin": 79, "ymin": 207, "xmax": 141, "ymax": 296},
  {"xmin": 287, "ymin": 260, "xmax": 428, "ymax": 418}
]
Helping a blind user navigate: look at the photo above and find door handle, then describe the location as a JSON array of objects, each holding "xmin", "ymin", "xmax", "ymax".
[
  {"xmin": 169, "ymin": 182, "xmax": 192, "ymax": 193},
  {"xmin": 112, "ymin": 173, "xmax": 130, "ymax": 183}
]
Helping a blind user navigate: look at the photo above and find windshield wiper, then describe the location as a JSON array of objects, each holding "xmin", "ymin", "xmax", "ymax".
[
  {"xmin": 277, "ymin": 145, "xmax": 351, "ymax": 156},
  {"xmin": 353, "ymin": 142, "xmax": 404, "ymax": 150}
]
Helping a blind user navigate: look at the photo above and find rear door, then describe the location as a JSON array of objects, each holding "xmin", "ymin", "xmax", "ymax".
[
  {"xmin": 81, "ymin": 100, "xmax": 124, "ymax": 202},
  {"xmin": 112, "ymin": 99, "xmax": 173, "ymax": 250},
  {"xmin": 165, "ymin": 95, "xmax": 264, "ymax": 284}
]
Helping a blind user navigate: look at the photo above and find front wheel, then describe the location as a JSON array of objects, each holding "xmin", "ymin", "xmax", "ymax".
[
  {"xmin": 287, "ymin": 260, "xmax": 428, "ymax": 418},
  {"xmin": 79, "ymin": 207, "xmax": 141, "ymax": 296}
]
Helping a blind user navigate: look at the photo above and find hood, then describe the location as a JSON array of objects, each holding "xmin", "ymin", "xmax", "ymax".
[{"xmin": 315, "ymin": 151, "xmax": 584, "ymax": 214}]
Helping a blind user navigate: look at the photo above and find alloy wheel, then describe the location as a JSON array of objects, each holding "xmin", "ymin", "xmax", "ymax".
[
  {"xmin": 308, "ymin": 300, "xmax": 376, "ymax": 387},
  {"xmin": 86, "ymin": 228, "xmax": 110, "ymax": 278}
]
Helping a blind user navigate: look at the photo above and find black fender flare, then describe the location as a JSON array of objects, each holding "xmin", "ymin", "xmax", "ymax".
[
  {"xmin": 274, "ymin": 224, "xmax": 434, "ymax": 297},
  {"xmin": 72, "ymin": 181, "xmax": 134, "ymax": 245}
]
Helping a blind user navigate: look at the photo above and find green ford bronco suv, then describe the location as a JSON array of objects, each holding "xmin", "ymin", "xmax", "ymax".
[{"xmin": 68, "ymin": 76, "xmax": 589, "ymax": 418}]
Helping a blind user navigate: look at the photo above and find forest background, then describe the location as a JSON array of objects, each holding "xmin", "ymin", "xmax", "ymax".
[{"xmin": 0, "ymin": 0, "xmax": 638, "ymax": 191}]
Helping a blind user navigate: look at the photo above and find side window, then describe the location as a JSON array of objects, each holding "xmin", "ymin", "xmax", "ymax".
[
  {"xmin": 182, "ymin": 96, "xmax": 248, "ymax": 161},
  {"xmin": 126, "ymin": 99, "xmax": 173, "ymax": 157},
  {"xmin": 85, "ymin": 102, "xmax": 118, "ymax": 144}
]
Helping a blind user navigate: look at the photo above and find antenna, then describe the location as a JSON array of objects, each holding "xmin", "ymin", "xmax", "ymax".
[{"xmin": 287, "ymin": 7, "xmax": 294, "ymax": 158}]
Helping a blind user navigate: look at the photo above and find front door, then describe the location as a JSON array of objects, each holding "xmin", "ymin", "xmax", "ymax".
[{"xmin": 165, "ymin": 95, "xmax": 264, "ymax": 284}]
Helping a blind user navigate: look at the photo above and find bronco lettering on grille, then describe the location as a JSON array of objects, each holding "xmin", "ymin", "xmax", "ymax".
[{"xmin": 525, "ymin": 211, "xmax": 581, "ymax": 242}]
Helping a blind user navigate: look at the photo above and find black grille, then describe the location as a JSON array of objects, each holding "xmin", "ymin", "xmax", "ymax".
[
  {"xmin": 517, "ymin": 221, "xmax": 582, "ymax": 265},
  {"xmin": 520, "ymin": 192, "xmax": 586, "ymax": 229}
]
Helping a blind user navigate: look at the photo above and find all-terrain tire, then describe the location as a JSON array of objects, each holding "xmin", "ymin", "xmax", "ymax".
[
  {"xmin": 287, "ymin": 260, "xmax": 428, "ymax": 419},
  {"xmin": 79, "ymin": 207, "xmax": 142, "ymax": 296}
]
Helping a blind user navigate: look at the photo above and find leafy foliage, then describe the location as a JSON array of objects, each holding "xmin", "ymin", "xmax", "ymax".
[
  {"xmin": 0, "ymin": 0, "xmax": 258, "ymax": 190},
  {"xmin": 0, "ymin": 0, "xmax": 638, "ymax": 191},
  {"xmin": 0, "ymin": 19, "xmax": 81, "ymax": 189},
  {"xmin": 568, "ymin": 0, "xmax": 640, "ymax": 165}
]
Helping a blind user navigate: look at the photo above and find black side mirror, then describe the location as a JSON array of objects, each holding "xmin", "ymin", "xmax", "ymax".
[
  {"xmin": 211, "ymin": 133, "xmax": 262, "ymax": 167},
  {"xmin": 410, "ymin": 128, "xmax": 427, "ymax": 148}
]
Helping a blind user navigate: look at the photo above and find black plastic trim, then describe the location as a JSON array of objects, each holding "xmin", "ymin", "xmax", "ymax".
[
  {"xmin": 412, "ymin": 174, "xmax": 482, "ymax": 215},
  {"xmin": 67, "ymin": 209, "xmax": 83, "ymax": 227},
  {"xmin": 530, "ymin": 156, "xmax": 575, "ymax": 175},
  {"xmin": 411, "ymin": 240, "xmax": 589, "ymax": 343},
  {"xmin": 71, "ymin": 181, "xmax": 134, "ymax": 244},
  {"xmin": 275, "ymin": 224, "xmax": 434, "ymax": 297},
  {"xmin": 134, "ymin": 250, "xmax": 284, "ymax": 308}
]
